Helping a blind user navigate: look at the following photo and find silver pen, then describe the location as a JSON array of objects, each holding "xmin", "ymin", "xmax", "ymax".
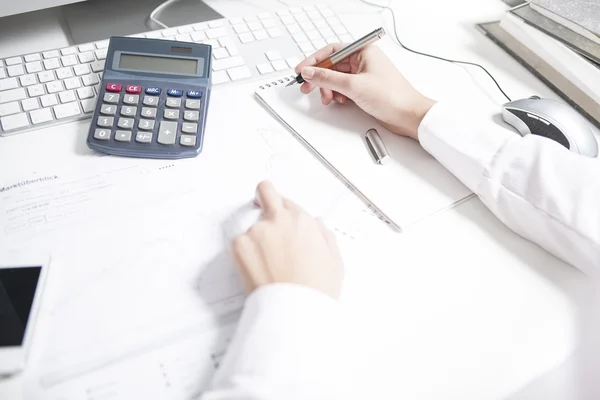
[
  {"xmin": 286, "ymin": 27, "xmax": 386, "ymax": 87},
  {"xmin": 365, "ymin": 128, "xmax": 390, "ymax": 164}
]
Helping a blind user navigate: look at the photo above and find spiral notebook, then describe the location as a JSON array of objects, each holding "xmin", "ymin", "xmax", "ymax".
[{"xmin": 254, "ymin": 75, "xmax": 473, "ymax": 231}]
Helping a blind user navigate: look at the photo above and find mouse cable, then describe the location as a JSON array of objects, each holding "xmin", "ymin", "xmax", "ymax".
[
  {"xmin": 148, "ymin": 0, "xmax": 181, "ymax": 29},
  {"xmin": 357, "ymin": 0, "xmax": 512, "ymax": 102}
]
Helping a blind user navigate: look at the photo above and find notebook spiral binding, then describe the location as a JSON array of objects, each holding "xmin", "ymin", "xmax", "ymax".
[{"xmin": 257, "ymin": 75, "xmax": 296, "ymax": 91}]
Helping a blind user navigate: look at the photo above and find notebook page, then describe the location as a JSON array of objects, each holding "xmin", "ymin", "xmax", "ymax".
[{"xmin": 255, "ymin": 77, "xmax": 472, "ymax": 229}]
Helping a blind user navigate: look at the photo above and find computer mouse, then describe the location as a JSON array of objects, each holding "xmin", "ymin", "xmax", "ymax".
[{"xmin": 502, "ymin": 96, "xmax": 598, "ymax": 157}]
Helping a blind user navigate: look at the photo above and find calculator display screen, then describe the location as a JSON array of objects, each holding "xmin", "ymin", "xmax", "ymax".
[{"xmin": 118, "ymin": 53, "xmax": 202, "ymax": 76}]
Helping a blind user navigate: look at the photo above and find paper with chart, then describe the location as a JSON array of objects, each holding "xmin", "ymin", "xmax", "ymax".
[{"xmin": 0, "ymin": 82, "xmax": 384, "ymax": 399}]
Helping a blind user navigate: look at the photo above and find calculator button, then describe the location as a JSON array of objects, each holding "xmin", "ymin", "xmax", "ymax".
[
  {"xmin": 115, "ymin": 130, "xmax": 132, "ymax": 142},
  {"xmin": 167, "ymin": 88, "xmax": 183, "ymax": 97},
  {"xmin": 141, "ymin": 107, "xmax": 157, "ymax": 118},
  {"xmin": 106, "ymin": 83, "xmax": 123, "ymax": 92},
  {"xmin": 158, "ymin": 121, "xmax": 178, "ymax": 145},
  {"xmin": 184, "ymin": 110, "xmax": 199, "ymax": 121},
  {"xmin": 103, "ymin": 93, "xmax": 120, "ymax": 104},
  {"xmin": 94, "ymin": 128, "xmax": 111, "ymax": 140},
  {"xmin": 136, "ymin": 131, "xmax": 153, "ymax": 143},
  {"xmin": 97, "ymin": 116, "xmax": 114, "ymax": 127},
  {"xmin": 166, "ymin": 98, "xmax": 181, "ymax": 108},
  {"xmin": 117, "ymin": 118, "xmax": 134, "ymax": 129},
  {"xmin": 145, "ymin": 87, "xmax": 161, "ymax": 95},
  {"xmin": 100, "ymin": 104, "xmax": 117, "ymax": 115},
  {"xmin": 121, "ymin": 106, "xmax": 137, "ymax": 116},
  {"xmin": 185, "ymin": 99, "xmax": 201, "ymax": 110},
  {"xmin": 182, "ymin": 122, "xmax": 198, "ymax": 134},
  {"xmin": 186, "ymin": 89, "xmax": 202, "ymax": 98},
  {"xmin": 138, "ymin": 119, "xmax": 155, "ymax": 130},
  {"xmin": 180, "ymin": 135, "xmax": 197, "ymax": 147},
  {"xmin": 123, "ymin": 94, "xmax": 139, "ymax": 105},
  {"xmin": 143, "ymin": 96, "xmax": 159, "ymax": 106},
  {"xmin": 126, "ymin": 85, "xmax": 142, "ymax": 94},
  {"xmin": 164, "ymin": 109, "xmax": 180, "ymax": 120}
]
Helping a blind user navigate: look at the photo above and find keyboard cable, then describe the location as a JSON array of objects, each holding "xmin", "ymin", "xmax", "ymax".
[{"xmin": 148, "ymin": 0, "xmax": 180, "ymax": 29}]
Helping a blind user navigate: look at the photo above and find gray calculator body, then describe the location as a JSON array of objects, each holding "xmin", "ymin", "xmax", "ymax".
[{"xmin": 87, "ymin": 37, "xmax": 212, "ymax": 159}]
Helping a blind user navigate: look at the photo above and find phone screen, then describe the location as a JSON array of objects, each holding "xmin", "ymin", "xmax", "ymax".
[{"xmin": 0, "ymin": 266, "xmax": 42, "ymax": 347}]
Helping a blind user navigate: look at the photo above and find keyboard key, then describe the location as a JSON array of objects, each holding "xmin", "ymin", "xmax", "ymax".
[
  {"xmin": 145, "ymin": 87, "xmax": 161, "ymax": 95},
  {"xmin": 164, "ymin": 109, "xmax": 179, "ymax": 120},
  {"xmin": 254, "ymin": 30, "xmax": 269, "ymax": 41},
  {"xmin": 22, "ymin": 98, "xmax": 40, "ymax": 111},
  {"xmin": 0, "ymin": 77, "xmax": 18, "ymax": 91},
  {"xmin": 295, "ymin": 13, "xmax": 309, "ymax": 23},
  {"xmin": 136, "ymin": 131, "xmax": 152, "ymax": 143},
  {"xmin": 19, "ymin": 74, "xmax": 37, "ymax": 87},
  {"xmin": 319, "ymin": 27, "xmax": 334, "ymax": 37},
  {"xmin": 141, "ymin": 107, "xmax": 157, "ymax": 118},
  {"xmin": 145, "ymin": 31, "xmax": 161, "ymax": 39},
  {"xmin": 91, "ymin": 60, "xmax": 105, "ymax": 72},
  {"xmin": 126, "ymin": 85, "xmax": 142, "ymax": 94},
  {"xmin": 306, "ymin": 30, "xmax": 321, "ymax": 40},
  {"xmin": 298, "ymin": 42, "xmax": 314, "ymax": 53},
  {"xmin": 106, "ymin": 83, "xmax": 122, "ymax": 92},
  {"xmin": 27, "ymin": 84, "xmax": 45, "ymax": 97},
  {"xmin": 325, "ymin": 36, "xmax": 339, "ymax": 45},
  {"xmin": 208, "ymin": 20, "xmax": 224, "ymax": 28},
  {"xmin": 307, "ymin": 11, "xmax": 321, "ymax": 20},
  {"xmin": 277, "ymin": 9, "xmax": 291, "ymax": 16},
  {"xmin": 212, "ymin": 70, "xmax": 229, "ymax": 84},
  {"xmin": 115, "ymin": 130, "xmax": 132, "ymax": 142},
  {"xmin": 158, "ymin": 121, "xmax": 178, "ymax": 145},
  {"xmin": 286, "ymin": 24, "xmax": 302, "ymax": 35},
  {"xmin": 258, "ymin": 12, "xmax": 271, "ymax": 20},
  {"xmin": 121, "ymin": 106, "xmax": 137, "ymax": 116},
  {"xmin": 167, "ymin": 88, "xmax": 183, "ymax": 97},
  {"xmin": 177, "ymin": 25, "xmax": 194, "ymax": 34},
  {"xmin": 56, "ymin": 67, "xmax": 74, "ymax": 80},
  {"xmin": 95, "ymin": 40, "xmax": 109, "ymax": 49},
  {"xmin": 30, "ymin": 108, "xmax": 53, "ymax": 124},
  {"xmin": 77, "ymin": 87, "xmax": 95, "ymax": 99},
  {"xmin": 293, "ymin": 33, "xmax": 308, "ymax": 43},
  {"xmin": 257, "ymin": 62, "xmax": 274, "ymax": 74},
  {"xmin": 185, "ymin": 99, "xmax": 201, "ymax": 110},
  {"xmin": 327, "ymin": 17, "xmax": 342, "ymax": 26},
  {"xmin": 244, "ymin": 15, "xmax": 258, "ymax": 22},
  {"xmin": 281, "ymin": 16, "xmax": 295, "ymax": 25},
  {"xmin": 262, "ymin": 19, "xmax": 276, "ymax": 29},
  {"xmin": 286, "ymin": 57, "xmax": 301, "ymax": 68},
  {"xmin": 61, "ymin": 47, "xmax": 77, "ymax": 56},
  {"xmin": 38, "ymin": 70, "xmax": 55, "ymax": 83},
  {"xmin": 24, "ymin": 53, "xmax": 41, "ymax": 62},
  {"xmin": 182, "ymin": 122, "xmax": 198, "ymax": 133},
  {"xmin": 94, "ymin": 128, "xmax": 111, "ymax": 140},
  {"xmin": 207, "ymin": 27, "xmax": 227, "ymax": 39},
  {"xmin": 290, "ymin": 7, "xmax": 302, "ymax": 14},
  {"xmin": 43, "ymin": 58, "xmax": 61, "ymax": 70},
  {"xmin": 314, "ymin": 20, "xmax": 328, "ymax": 29},
  {"xmin": 265, "ymin": 50, "xmax": 282, "ymax": 61},
  {"xmin": 40, "ymin": 94, "xmax": 58, "ymax": 107},
  {"xmin": 0, "ymin": 69, "xmax": 5, "ymax": 79},
  {"xmin": 142, "ymin": 96, "xmax": 159, "ymax": 106},
  {"xmin": 123, "ymin": 94, "xmax": 139, "ymax": 104},
  {"xmin": 180, "ymin": 135, "xmax": 196, "ymax": 147},
  {"xmin": 138, "ymin": 119, "xmax": 155, "ymax": 130},
  {"xmin": 248, "ymin": 21, "xmax": 262, "ymax": 31},
  {"xmin": 186, "ymin": 89, "xmax": 202, "ymax": 98},
  {"xmin": 238, "ymin": 33, "xmax": 254, "ymax": 43},
  {"xmin": 5, "ymin": 57, "xmax": 22, "ymax": 66},
  {"xmin": 312, "ymin": 38, "xmax": 327, "ymax": 49},
  {"xmin": 333, "ymin": 25, "xmax": 348, "ymax": 35},
  {"xmin": 203, "ymin": 39, "xmax": 221, "ymax": 48},
  {"xmin": 183, "ymin": 110, "xmax": 200, "ymax": 121},
  {"xmin": 100, "ymin": 104, "xmax": 117, "ymax": 115},
  {"xmin": 7, "ymin": 65, "xmax": 25, "ymax": 77},
  {"xmin": 43, "ymin": 50, "xmax": 60, "ymax": 59},
  {"xmin": 95, "ymin": 49, "xmax": 108, "ymax": 60},
  {"xmin": 226, "ymin": 45, "xmax": 239, "ymax": 56},
  {"xmin": 65, "ymin": 77, "xmax": 82, "ymax": 90},
  {"xmin": 1, "ymin": 113, "xmax": 29, "ymax": 131},
  {"xmin": 191, "ymin": 31, "xmax": 207, "ymax": 42},
  {"xmin": 162, "ymin": 28, "xmax": 178, "ymax": 37},
  {"xmin": 59, "ymin": 90, "xmax": 77, "ymax": 103},
  {"xmin": 304, "ymin": 5, "xmax": 317, "ymax": 11},
  {"xmin": 212, "ymin": 56, "xmax": 245, "ymax": 71},
  {"xmin": 103, "ymin": 93, "xmax": 120, "ymax": 104},
  {"xmin": 339, "ymin": 34, "xmax": 353, "ymax": 43},
  {"xmin": 74, "ymin": 64, "xmax": 91, "ymax": 76},
  {"xmin": 176, "ymin": 34, "xmax": 193, "ymax": 42},
  {"xmin": 271, "ymin": 60, "xmax": 288, "ymax": 71},
  {"xmin": 81, "ymin": 98, "xmax": 97, "ymax": 113},
  {"xmin": 0, "ymin": 101, "xmax": 20, "ymax": 116},
  {"xmin": 212, "ymin": 48, "xmax": 229, "ymax": 60},
  {"xmin": 46, "ymin": 81, "xmax": 63, "ymax": 94},
  {"xmin": 97, "ymin": 116, "xmax": 113, "ymax": 127},
  {"xmin": 233, "ymin": 24, "xmax": 249, "ymax": 34},
  {"xmin": 229, "ymin": 17, "xmax": 243, "ymax": 25},
  {"xmin": 0, "ymin": 88, "xmax": 27, "ymax": 104},
  {"xmin": 25, "ymin": 61, "xmax": 43, "ymax": 74},
  {"xmin": 61, "ymin": 55, "xmax": 78, "ymax": 67},
  {"xmin": 117, "ymin": 117, "xmax": 134, "ymax": 129},
  {"xmin": 193, "ymin": 22, "xmax": 208, "ymax": 31},
  {"xmin": 78, "ymin": 43, "xmax": 96, "ymax": 52},
  {"xmin": 54, "ymin": 102, "xmax": 81, "ymax": 119},
  {"xmin": 321, "ymin": 8, "xmax": 335, "ymax": 17}
]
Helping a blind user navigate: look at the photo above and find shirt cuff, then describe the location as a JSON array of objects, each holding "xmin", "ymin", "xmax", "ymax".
[
  {"xmin": 209, "ymin": 283, "xmax": 344, "ymax": 396},
  {"xmin": 418, "ymin": 101, "xmax": 517, "ymax": 193}
]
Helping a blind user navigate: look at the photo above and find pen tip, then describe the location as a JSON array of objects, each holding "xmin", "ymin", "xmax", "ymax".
[{"xmin": 286, "ymin": 81, "xmax": 296, "ymax": 87}]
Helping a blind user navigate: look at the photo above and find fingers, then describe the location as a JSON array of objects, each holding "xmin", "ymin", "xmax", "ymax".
[
  {"xmin": 232, "ymin": 235, "xmax": 266, "ymax": 291},
  {"xmin": 320, "ymin": 88, "xmax": 334, "ymax": 105},
  {"xmin": 295, "ymin": 43, "xmax": 348, "ymax": 74},
  {"xmin": 300, "ymin": 66, "xmax": 355, "ymax": 98},
  {"xmin": 255, "ymin": 181, "xmax": 283, "ymax": 218}
]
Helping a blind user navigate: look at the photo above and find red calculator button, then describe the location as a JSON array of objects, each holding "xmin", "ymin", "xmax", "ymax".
[
  {"xmin": 106, "ymin": 83, "xmax": 122, "ymax": 92},
  {"xmin": 126, "ymin": 85, "xmax": 142, "ymax": 94}
]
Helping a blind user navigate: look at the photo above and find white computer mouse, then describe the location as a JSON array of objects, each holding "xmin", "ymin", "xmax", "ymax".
[{"xmin": 502, "ymin": 96, "xmax": 599, "ymax": 157}]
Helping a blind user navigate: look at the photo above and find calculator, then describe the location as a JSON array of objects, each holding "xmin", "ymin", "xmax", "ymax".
[{"xmin": 87, "ymin": 37, "xmax": 212, "ymax": 159}]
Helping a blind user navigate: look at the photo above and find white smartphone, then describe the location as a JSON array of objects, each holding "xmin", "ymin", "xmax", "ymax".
[{"xmin": 0, "ymin": 252, "xmax": 49, "ymax": 377}]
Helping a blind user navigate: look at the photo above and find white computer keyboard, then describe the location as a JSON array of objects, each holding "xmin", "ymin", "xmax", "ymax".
[{"xmin": 0, "ymin": 4, "xmax": 353, "ymax": 136}]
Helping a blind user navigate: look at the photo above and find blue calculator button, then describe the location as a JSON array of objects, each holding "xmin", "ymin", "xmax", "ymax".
[
  {"xmin": 146, "ymin": 87, "xmax": 161, "ymax": 95},
  {"xmin": 187, "ymin": 89, "xmax": 202, "ymax": 98},
  {"xmin": 167, "ymin": 88, "xmax": 183, "ymax": 97}
]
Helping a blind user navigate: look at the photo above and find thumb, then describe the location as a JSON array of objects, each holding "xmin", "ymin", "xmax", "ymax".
[{"xmin": 301, "ymin": 66, "xmax": 356, "ymax": 97}]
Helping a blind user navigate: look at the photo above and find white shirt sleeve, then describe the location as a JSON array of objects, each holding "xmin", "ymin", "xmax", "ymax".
[
  {"xmin": 418, "ymin": 101, "xmax": 600, "ymax": 276},
  {"xmin": 201, "ymin": 283, "xmax": 346, "ymax": 400}
]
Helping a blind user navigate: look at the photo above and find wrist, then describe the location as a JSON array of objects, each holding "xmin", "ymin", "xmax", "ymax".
[{"xmin": 405, "ymin": 96, "xmax": 436, "ymax": 141}]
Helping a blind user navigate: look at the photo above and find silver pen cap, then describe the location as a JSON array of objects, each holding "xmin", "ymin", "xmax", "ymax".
[{"xmin": 365, "ymin": 128, "xmax": 390, "ymax": 164}]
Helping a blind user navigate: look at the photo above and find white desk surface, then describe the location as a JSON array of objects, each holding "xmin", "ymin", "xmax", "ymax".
[{"xmin": 1, "ymin": 0, "xmax": 600, "ymax": 399}]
